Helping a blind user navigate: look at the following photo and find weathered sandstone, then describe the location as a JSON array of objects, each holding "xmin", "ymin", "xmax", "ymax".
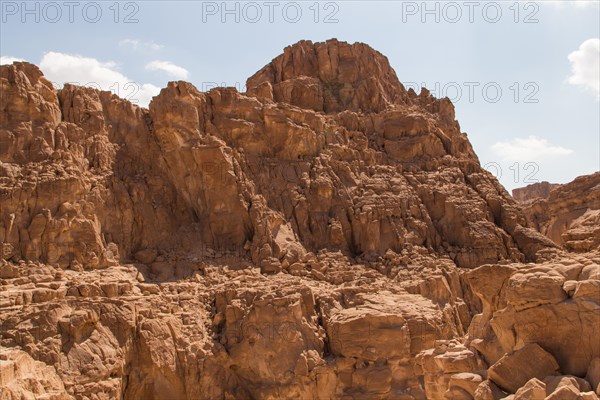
[
  {"xmin": 1, "ymin": 39, "xmax": 598, "ymax": 399},
  {"xmin": 516, "ymin": 173, "xmax": 600, "ymax": 252}
]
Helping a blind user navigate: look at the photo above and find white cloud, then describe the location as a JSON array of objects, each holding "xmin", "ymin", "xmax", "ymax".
[
  {"xmin": 567, "ymin": 38, "xmax": 600, "ymax": 95},
  {"xmin": 491, "ymin": 136, "xmax": 573, "ymax": 162},
  {"xmin": 0, "ymin": 56, "xmax": 25, "ymax": 65},
  {"xmin": 39, "ymin": 51, "xmax": 160, "ymax": 107},
  {"xmin": 145, "ymin": 60, "xmax": 189, "ymax": 80},
  {"xmin": 119, "ymin": 39, "xmax": 164, "ymax": 51}
]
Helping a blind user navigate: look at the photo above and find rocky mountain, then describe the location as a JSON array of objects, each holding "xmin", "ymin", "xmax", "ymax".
[
  {"xmin": 515, "ymin": 173, "xmax": 600, "ymax": 252},
  {"xmin": 512, "ymin": 181, "xmax": 562, "ymax": 203},
  {"xmin": 1, "ymin": 39, "xmax": 599, "ymax": 400}
]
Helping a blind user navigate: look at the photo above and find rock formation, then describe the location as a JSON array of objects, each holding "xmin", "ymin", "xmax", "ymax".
[
  {"xmin": 515, "ymin": 173, "xmax": 600, "ymax": 252},
  {"xmin": 1, "ymin": 39, "xmax": 598, "ymax": 399},
  {"xmin": 512, "ymin": 181, "xmax": 562, "ymax": 203}
]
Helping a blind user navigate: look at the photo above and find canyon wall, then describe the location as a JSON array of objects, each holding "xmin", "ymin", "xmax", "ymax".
[
  {"xmin": 1, "ymin": 39, "xmax": 598, "ymax": 400},
  {"xmin": 515, "ymin": 173, "xmax": 600, "ymax": 252}
]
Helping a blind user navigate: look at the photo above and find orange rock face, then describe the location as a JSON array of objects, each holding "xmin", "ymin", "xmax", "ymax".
[
  {"xmin": 516, "ymin": 172, "xmax": 600, "ymax": 252},
  {"xmin": 512, "ymin": 181, "xmax": 562, "ymax": 203},
  {"xmin": 1, "ymin": 39, "xmax": 598, "ymax": 399}
]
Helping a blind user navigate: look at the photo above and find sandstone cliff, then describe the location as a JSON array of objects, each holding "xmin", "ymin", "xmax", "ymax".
[
  {"xmin": 1, "ymin": 39, "xmax": 598, "ymax": 400},
  {"xmin": 512, "ymin": 181, "xmax": 562, "ymax": 203},
  {"xmin": 0, "ymin": 39, "xmax": 552, "ymax": 272},
  {"xmin": 516, "ymin": 173, "xmax": 600, "ymax": 252}
]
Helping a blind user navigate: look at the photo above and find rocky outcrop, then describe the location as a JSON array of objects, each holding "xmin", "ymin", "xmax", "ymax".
[
  {"xmin": 0, "ymin": 348, "xmax": 72, "ymax": 399},
  {"xmin": 413, "ymin": 250, "xmax": 600, "ymax": 398},
  {"xmin": 1, "ymin": 40, "xmax": 551, "ymax": 272},
  {"xmin": 0, "ymin": 258, "xmax": 465, "ymax": 399},
  {"xmin": 246, "ymin": 39, "xmax": 411, "ymax": 114},
  {"xmin": 516, "ymin": 173, "xmax": 600, "ymax": 252},
  {"xmin": 0, "ymin": 39, "xmax": 596, "ymax": 399},
  {"xmin": 488, "ymin": 343, "xmax": 560, "ymax": 393},
  {"xmin": 512, "ymin": 181, "xmax": 562, "ymax": 203}
]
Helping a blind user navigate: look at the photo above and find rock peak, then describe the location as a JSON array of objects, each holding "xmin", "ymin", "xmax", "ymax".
[
  {"xmin": 1, "ymin": 39, "xmax": 598, "ymax": 400},
  {"xmin": 246, "ymin": 38, "xmax": 409, "ymax": 113}
]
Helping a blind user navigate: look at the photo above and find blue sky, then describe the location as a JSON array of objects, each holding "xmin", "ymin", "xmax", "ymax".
[{"xmin": 1, "ymin": 0, "xmax": 598, "ymax": 191}]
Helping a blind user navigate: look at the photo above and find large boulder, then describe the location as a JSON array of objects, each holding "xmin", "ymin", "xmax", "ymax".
[{"xmin": 488, "ymin": 343, "xmax": 560, "ymax": 393}]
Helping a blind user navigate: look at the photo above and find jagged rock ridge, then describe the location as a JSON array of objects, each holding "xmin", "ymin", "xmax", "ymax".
[
  {"xmin": 1, "ymin": 39, "xmax": 599, "ymax": 400},
  {"xmin": 512, "ymin": 181, "xmax": 562, "ymax": 203},
  {"xmin": 1, "ymin": 39, "xmax": 551, "ymax": 271},
  {"xmin": 516, "ymin": 172, "xmax": 600, "ymax": 252}
]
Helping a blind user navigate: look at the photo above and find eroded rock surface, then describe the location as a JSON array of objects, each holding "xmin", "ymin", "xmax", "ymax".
[
  {"xmin": 516, "ymin": 173, "xmax": 600, "ymax": 252},
  {"xmin": 512, "ymin": 182, "xmax": 562, "ymax": 203},
  {"xmin": 1, "ymin": 39, "xmax": 598, "ymax": 399}
]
